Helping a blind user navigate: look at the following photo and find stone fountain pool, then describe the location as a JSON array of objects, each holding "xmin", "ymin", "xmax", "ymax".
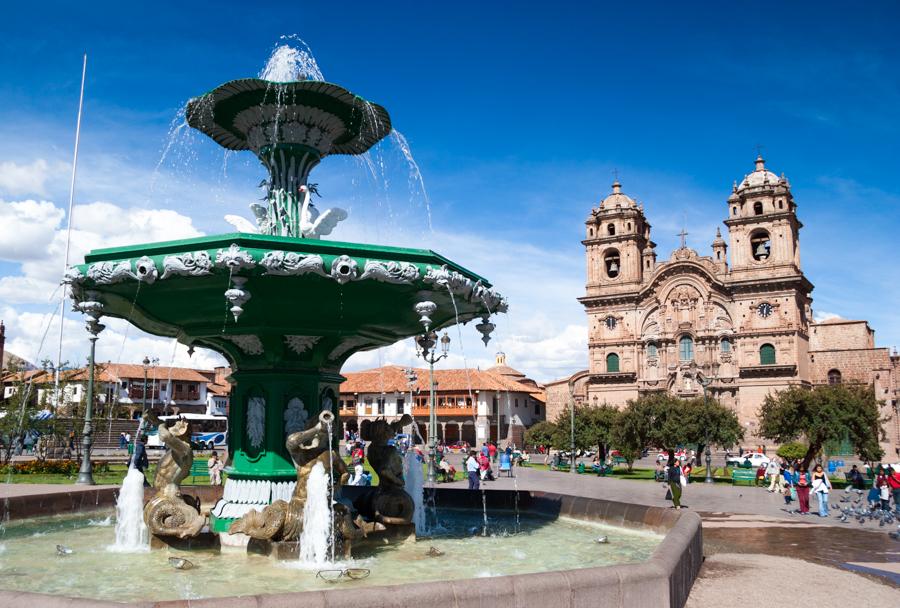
[{"xmin": 0, "ymin": 509, "xmax": 661, "ymax": 602}]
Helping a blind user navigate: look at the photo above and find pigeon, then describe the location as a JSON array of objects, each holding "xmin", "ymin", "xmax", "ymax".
[
  {"xmin": 889, "ymin": 531, "xmax": 900, "ymax": 541},
  {"xmin": 596, "ymin": 536, "xmax": 609, "ymax": 544},
  {"xmin": 168, "ymin": 557, "xmax": 194, "ymax": 570},
  {"xmin": 426, "ymin": 546, "xmax": 445, "ymax": 557},
  {"xmin": 56, "ymin": 545, "xmax": 73, "ymax": 556}
]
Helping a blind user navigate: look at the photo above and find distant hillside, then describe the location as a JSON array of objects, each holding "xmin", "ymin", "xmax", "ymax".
[{"xmin": 2, "ymin": 351, "xmax": 36, "ymax": 372}]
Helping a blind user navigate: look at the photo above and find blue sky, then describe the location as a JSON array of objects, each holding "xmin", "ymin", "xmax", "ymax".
[{"xmin": 0, "ymin": 1, "xmax": 898, "ymax": 379}]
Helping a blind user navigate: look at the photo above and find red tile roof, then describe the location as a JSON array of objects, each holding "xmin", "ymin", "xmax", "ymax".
[{"xmin": 340, "ymin": 365, "xmax": 544, "ymax": 400}]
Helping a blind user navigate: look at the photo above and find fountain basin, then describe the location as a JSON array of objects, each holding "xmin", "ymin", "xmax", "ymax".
[{"xmin": 0, "ymin": 488, "xmax": 701, "ymax": 608}]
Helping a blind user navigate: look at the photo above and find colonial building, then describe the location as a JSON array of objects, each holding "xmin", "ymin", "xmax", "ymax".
[
  {"xmin": 546, "ymin": 156, "xmax": 899, "ymax": 457},
  {"xmin": 1, "ymin": 363, "xmax": 232, "ymax": 416},
  {"xmin": 338, "ymin": 354, "xmax": 545, "ymax": 446}
]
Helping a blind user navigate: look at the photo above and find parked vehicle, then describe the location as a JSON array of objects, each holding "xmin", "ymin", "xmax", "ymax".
[
  {"xmin": 725, "ymin": 452, "xmax": 770, "ymax": 468},
  {"xmin": 146, "ymin": 414, "xmax": 228, "ymax": 450}
]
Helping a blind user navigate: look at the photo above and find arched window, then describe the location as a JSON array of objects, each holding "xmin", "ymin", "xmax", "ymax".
[
  {"xmin": 828, "ymin": 369, "xmax": 842, "ymax": 385},
  {"xmin": 607, "ymin": 223, "xmax": 616, "ymax": 236},
  {"xmin": 778, "ymin": 200, "xmax": 784, "ymax": 210},
  {"xmin": 604, "ymin": 250, "xmax": 620, "ymax": 278},
  {"xmin": 588, "ymin": 227, "xmax": 594, "ymax": 237},
  {"xmin": 753, "ymin": 201, "xmax": 764, "ymax": 215},
  {"xmin": 606, "ymin": 353, "xmax": 620, "ymax": 373},
  {"xmin": 647, "ymin": 343, "xmax": 658, "ymax": 358},
  {"xmin": 626, "ymin": 222, "xmax": 632, "ymax": 231},
  {"xmin": 720, "ymin": 338, "xmax": 731, "ymax": 353},
  {"xmin": 759, "ymin": 343, "xmax": 776, "ymax": 365},
  {"xmin": 751, "ymin": 230, "xmax": 771, "ymax": 261},
  {"xmin": 679, "ymin": 336, "xmax": 694, "ymax": 361},
  {"xmin": 732, "ymin": 206, "xmax": 738, "ymax": 216}
]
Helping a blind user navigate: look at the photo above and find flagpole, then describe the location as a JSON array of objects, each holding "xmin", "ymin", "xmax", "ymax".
[{"xmin": 54, "ymin": 53, "xmax": 87, "ymax": 407}]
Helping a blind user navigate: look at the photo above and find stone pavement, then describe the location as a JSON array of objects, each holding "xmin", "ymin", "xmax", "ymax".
[{"xmin": 442, "ymin": 461, "xmax": 896, "ymax": 531}]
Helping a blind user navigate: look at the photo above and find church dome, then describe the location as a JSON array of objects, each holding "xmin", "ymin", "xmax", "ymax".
[
  {"xmin": 599, "ymin": 181, "xmax": 638, "ymax": 210},
  {"xmin": 737, "ymin": 155, "xmax": 785, "ymax": 191}
]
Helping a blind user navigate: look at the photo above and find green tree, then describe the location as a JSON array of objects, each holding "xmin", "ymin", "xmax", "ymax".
[
  {"xmin": 523, "ymin": 420, "xmax": 557, "ymax": 449},
  {"xmin": 0, "ymin": 362, "xmax": 51, "ymax": 464},
  {"xmin": 549, "ymin": 404, "xmax": 619, "ymax": 460},
  {"xmin": 758, "ymin": 384, "xmax": 885, "ymax": 468},
  {"xmin": 677, "ymin": 397, "xmax": 744, "ymax": 465},
  {"xmin": 609, "ymin": 395, "xmax": 674, "ymax": 470}
]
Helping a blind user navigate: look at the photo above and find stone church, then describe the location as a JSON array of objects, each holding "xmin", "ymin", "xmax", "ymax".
[{"xmin": 545, "ymin": 156, "xmax": 899, "ymax": 457}]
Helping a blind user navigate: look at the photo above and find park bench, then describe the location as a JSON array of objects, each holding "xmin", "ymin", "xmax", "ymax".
[
  {"xmin": 185, "ymin": 460, "xmax": 210, "ymax": 485},
  {"xmin": 612, "ymin": 456, "xmax": 628, "ymax": 466},
  {"xmin": 731, "ymin": 469, "xmax": 757, "ymax": 486}
]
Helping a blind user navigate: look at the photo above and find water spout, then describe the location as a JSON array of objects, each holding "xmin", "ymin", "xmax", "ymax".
[
  {"xmin": 403, "ymin": 450, "xmax": 426, "ymax": 536},
  {"xmin": 109, "ymin": 468, "xmax": 149, "ymax": 552},
  {"xmin": 260, "ymin": 37, "xmax": 324, "ymax": 82},
  {"xmin": 298, "ymin": 462, "xmax": 330, "ymax": 565}
]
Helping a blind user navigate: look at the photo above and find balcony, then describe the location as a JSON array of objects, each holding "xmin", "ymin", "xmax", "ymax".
[
  {"xmin": 411, "ymin": 406, "xmax": 474, "ymax": 417},
  {"xmin": 127, "ymin": 387, "xmax": 159, "ymax": 401},
  {"xmin": 172, "ymin": 390, "xmax": 201, "ymax": 402}
]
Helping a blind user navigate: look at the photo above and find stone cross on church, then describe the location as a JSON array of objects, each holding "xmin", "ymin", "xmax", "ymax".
[{"xmin": 677, "ymin": 228, "xmax": 689, "ymax": 249}]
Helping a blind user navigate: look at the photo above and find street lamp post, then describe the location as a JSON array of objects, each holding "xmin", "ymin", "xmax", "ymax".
[
  {"xmin": 76, "ymin": 293, "xmax": 104, "ymax": 485},
  {"xmin": 415, "ymin": 330, "xmax": 450, "ymax": 484},
  {"xmin": 567, "ymin": 379, "xmax": 576, "ymax": 475}
]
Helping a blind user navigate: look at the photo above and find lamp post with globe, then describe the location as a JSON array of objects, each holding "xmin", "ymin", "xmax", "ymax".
[{"xmin": 415, "ymin": 327, "xmax": 450, "ymax": 484}]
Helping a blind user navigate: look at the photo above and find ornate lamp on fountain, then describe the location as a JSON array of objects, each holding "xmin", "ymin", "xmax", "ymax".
[
  {"xmin": 65, "ymin": 71, "xmax": 506, "ymax": 541},
  {"xmin": 75, "ymin": 292, "xmax": 104, "ymax": 485},
  {"xmin": 414, "ymin": 307, "xmax": 450, "ymax": 484}
]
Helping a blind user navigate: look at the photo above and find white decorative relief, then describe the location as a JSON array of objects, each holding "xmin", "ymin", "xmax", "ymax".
[
  {"xmin": 224, "ymin": 334, "xmax": 264, "ymax": 355},
  {"xmin": 359, "ymin": 260, "xmax": 419, "ymax": 284},
  {"xmin": 259, "ymin": 251, "xmax": 327, "ymax": 276},
  {"xmin": 161, "ymin": 251, "xmax": 213, "ymax": 279},
  {"xmin": 283, "ymin": 397, "xmax": 309, "ymax": 435},
  {"xmin": 215, "ymin": 243, "xmax": 255, "ymax": 270},
  {"xmin": 284, "ymin": 335, "xmax": 321, "ymax": 355},
  {"xmin": 247, "ymin": 397, "xmax": 266, "ymax": 449},
  {"xmin": 87, "ymin": 261, "xmax": 137, "ymax": 284}
]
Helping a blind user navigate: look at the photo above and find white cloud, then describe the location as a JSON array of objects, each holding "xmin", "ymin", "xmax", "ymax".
[
  {"xmin": 813, "ymin": 310, "xmax": 842, "ymax": 323},
  {"xmin": 0, "ymin": 199, "xmax": 65, "ymax": 261},
  {"xmin": 0, "ymin": 159, "xmax": 60, "ymax": 197}
]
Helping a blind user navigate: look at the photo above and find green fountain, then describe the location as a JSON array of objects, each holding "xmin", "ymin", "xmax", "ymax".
[{"xmin": 65, "ymin": 75, "xmax": 506, "ymax": 539}]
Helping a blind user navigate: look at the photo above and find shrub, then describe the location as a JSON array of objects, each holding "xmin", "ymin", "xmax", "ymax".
[
  {"xmin": 0, "ymin": 459, "xmax": 109, "ymax": 476},
  {"xmin": 776, "ymin": 442, "xmax": 807, "ymax": 463}
]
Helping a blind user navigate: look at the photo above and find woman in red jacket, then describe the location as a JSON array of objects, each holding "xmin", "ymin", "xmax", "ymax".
[{"xmin": 795, "ymin": 465, "xmax": 811, "ymax": 514}]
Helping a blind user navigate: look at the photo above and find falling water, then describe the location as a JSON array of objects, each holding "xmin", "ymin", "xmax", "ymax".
[
  {"xmin": 109, "ymin": 468, "xmax": 149, "ymax": 552},
  {"xmin": 480, "ymin": 489, "xmax": 489, "ymax": 537},
  {"xmin": 298, "ymin": 462, "xmax": 330, "ymax": 565},
  {"xmin": 260, "ymin": 36, "xmax": 325, "ymax": 82},
  {"xmin": 403, "ymin": 450, "xmax": 426, "ymax": 535},
  {"xmin": 513, "ymin": 474, "xmax": 521, "ymax": 534},
  {"xmin": 325, "ymin": 420, "xmax": 336, "ymax": 564}
]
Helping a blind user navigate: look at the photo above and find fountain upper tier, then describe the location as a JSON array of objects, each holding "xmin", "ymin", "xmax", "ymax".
[
  {"xmin": 186, "ymin": 78, "xmax": 390, "ymax": 156},
  {"xmin": 66, "ymin": 234, "xmax": 506, "ymax": 371}
]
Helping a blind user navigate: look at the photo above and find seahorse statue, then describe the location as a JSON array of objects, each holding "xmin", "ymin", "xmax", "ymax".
[
  {"xmin": 357, "ymin": 414, "xmax": 415, "ymax": 525},
  {"xmin": 229, "ymin": 410, "xmax": 352, "ymax": 542},
  {"xmin": 142, "ymin": 412, "xmax": 205, "ymax": 539}
]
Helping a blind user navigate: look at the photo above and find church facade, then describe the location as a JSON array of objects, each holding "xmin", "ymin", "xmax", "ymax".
[{"xmin": 545, "ymin": 157, "xmax": 899, "ymax": 457}]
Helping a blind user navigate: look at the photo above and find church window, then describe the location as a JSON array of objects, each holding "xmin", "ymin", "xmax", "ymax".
[
  {"xmin": 778, "ymin": 200, "xmax": 784, "ymax": 210},
  {"xmin": 720, "ymin": 338, "xmax": 731, "ymax": 353},
  {"xmin": 607, "ymin": 223, "xmax": 616, "ymax": 236},
  {"xmin": 716, "ymin": 251, "xmax": 721, "ymax": 260},
  {"xmin": 750, "ymin": 230, "xmax": 771, "ymax": 261},
  {"xmin": 753, "ymin": 201, "xmax": 764, "ymax": 215},
  {"xmin": 759, "ymin": 343, "xmax": 776, "ymax": 365},
  {"xmin": 679, "ymin": 336, "xmax": 694, "ymax": 361},
  {"xmin": 588, "ymin": 227, "xmax": 594, "ymax": 237},
  {"xmin": 647, "ymin": 343, "xmax": 658, "ymax": 358},
  {"xmin": 606, "ymin": 353, "xmax": 620, "ymax": 373},
  {"xmin": 732, "ymin": 206, "xmax": 738, "ymax": 216},
  {"xmin": 626, "ymin": 222, "xmax": 632, "ymax": 231},
  {"xmin": 605, "ymin": 316, "xmax": 617, "ymax": 330},
  {"xmin": 604, "ymin": 250, "xmax": 620, "ymax": 278},
  {"xmin": 828, "ymin": 369, "xmax": 842, "ymax": 385}
]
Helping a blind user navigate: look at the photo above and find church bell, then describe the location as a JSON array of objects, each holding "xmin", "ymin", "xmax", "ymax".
[
  {"xmin": 754, "ymin": 243, "xmax": 769, "ymax": 257},
  {"xmin": 608, "ymin": 260, "xmax": 619, "ymax": 273}
]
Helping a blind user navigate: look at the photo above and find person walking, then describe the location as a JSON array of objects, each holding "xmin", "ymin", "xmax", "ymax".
[
  {"xmin": 782, "ymin": 464, "xmax": 797, "ymax": 506},
  {"xmin": 667, "ymin": 456, "xmax": 683, "ymax": 509},
  {"xmin": 118, "ymin": 432, "xmax": 127, "ymax": 450},
  {"xmin": 888, "ymin": 465, "xmax": 900, "ymax": 515},
  {"xmin": 466, "ymin": 450, "xmax": 480, "ymax": 490},
  {"xmin": 488, "ymin": 442, "xmax": 497, "ymax": 463},
  {"xmin": 811, "ymin": 464, "xmax": 831, "ymax": 517},
  {"xmin": 795, "ymin": 465, "xmax": 811, "ymax": 514},
  {"xmin": 766, "ymin": 458, "xmax": 781, "ymax": 492}
]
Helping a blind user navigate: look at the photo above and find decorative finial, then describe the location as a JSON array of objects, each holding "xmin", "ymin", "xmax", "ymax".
[
  {"xmin": 732, "ymin": 180, "xmax": 738, "ymax": 192},
  {"xmin": 678, "ymin": 228, "xmax": 689, "ymax": 250},
  {"xmin": 715, "ymin": 227, "xmax": 722, "ymax": 238},
  {"xmin": 754, "ymin": 146, "xmax": 765, "ymax": 171}
]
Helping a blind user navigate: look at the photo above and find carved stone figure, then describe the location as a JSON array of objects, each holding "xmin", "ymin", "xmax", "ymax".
[
  {"xmin": 229, "ymin": 410, "xmax": 352, "ymax": 542},
  {"xmin": 142, "ymin": 411, "xmax": 205, "ymax": 539},
  {"xmin": 355, "ymin": 414, "xmax": 415, "ymax": 525}
]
